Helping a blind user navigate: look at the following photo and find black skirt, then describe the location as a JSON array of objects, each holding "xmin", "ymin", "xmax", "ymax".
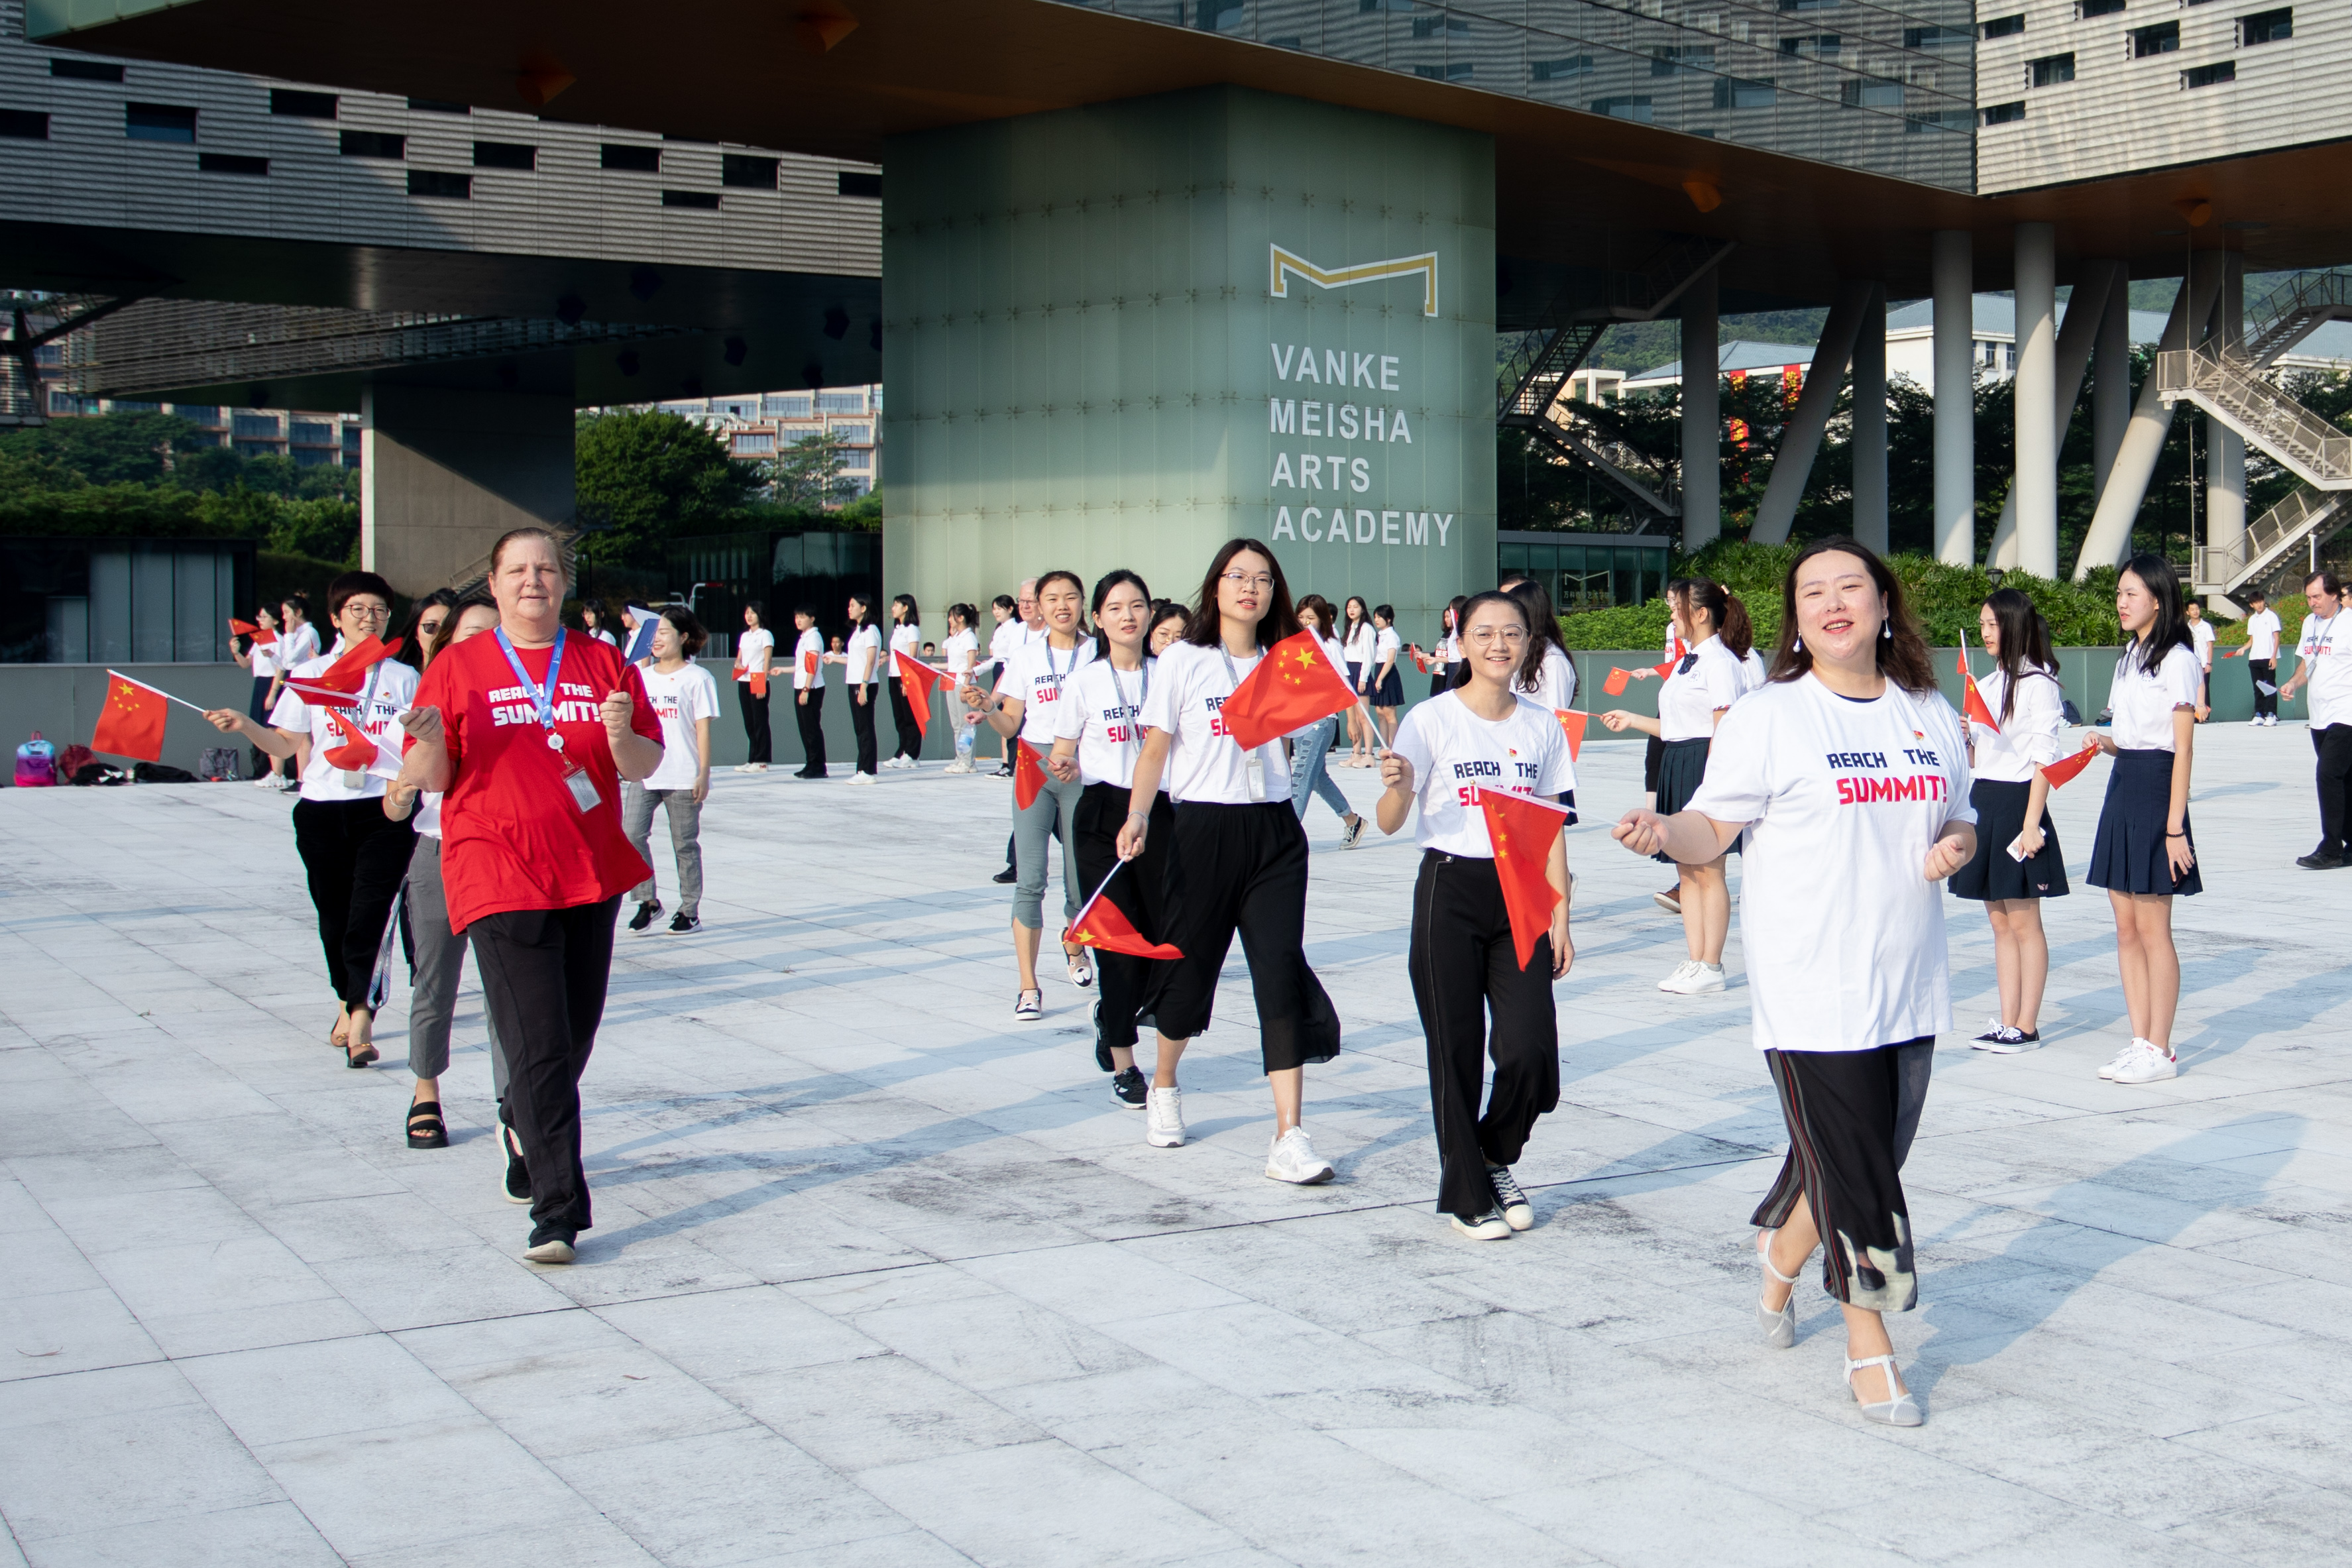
[
  {"xmin": 1949, "ymin": 778, "xmax": 2069, "ymax": 901},
  {"xmin": 1372, "ymin": 665, "xmax": 1404, "ymax": 706},
  {"xmin": 1642, "ymin": 733, "xmax": 1664, "ymax": 794},
  {"xmin": 2088, "ymin": 747, "xmax": 2202, "ymax": 896},
  {"xmin": 1653, "ymin": 736, "xmax": 1732, "ymax": 864}
]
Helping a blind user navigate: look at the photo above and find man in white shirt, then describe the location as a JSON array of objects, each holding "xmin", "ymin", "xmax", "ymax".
[
  {"xmin": 2280, "ymin": 569, "xmax": 2352, "ymax": 869},
  {"xmin": 2186, "ymin": 602, "xmax": 2215, "ymax": 722},
  {"xmin": 2244, "ymin": 588, "xmax": 2282, "ymax": 726}
]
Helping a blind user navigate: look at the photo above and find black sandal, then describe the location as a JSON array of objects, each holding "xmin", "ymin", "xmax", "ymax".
[{"xmin": 406, "ymin": 1099, "xmax": 447, "ymax": 1149}]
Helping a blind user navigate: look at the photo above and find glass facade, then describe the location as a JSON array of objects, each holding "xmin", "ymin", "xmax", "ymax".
[
  {"xmin": 1497, "ymin": 530, "xmax": 1668, "ymax": 610},
  {"xmin": 0, "ymin": 537, "xmax": 253, "ymax": 664},
  {"xmin": 1048, "ymin": 0, "xmax": 1976, "ymax": 190}
]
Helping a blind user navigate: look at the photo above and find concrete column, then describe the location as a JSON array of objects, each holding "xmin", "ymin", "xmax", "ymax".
[
  {"xmin": 2092, "ymin": 268, "xmax": 2131, "ymax": 500},
  {"xmin": 1851, "ymin": 281, "xmax": 1888, "ymax": 553},
  {"xmin": 1750, "ymin": 280, "xmax": 1873, "ymax": 545},
  {"xmin": 1989, "ymin": 258, "xmax": 2117, "ymax": 570},
  {"xmin": 2073, "ymin": 262, "xmax": 2225, "ymax": 577},
  {"xmin": 2012, "ymin": 223, "xmax": 2059, "ymax": 578},
  {"xmin": 1679, "ymin": 265, "xmax": 1720, "ymax": 552},
  {"xmin": 1932, "ymin": 231, "xmax": 1975, "ymax": 565},
  {"xmin": 361, "ymin": 383, "xmax": 577, "ymax": 594},
  {"xmin": 2206, "ymin": 249, "xmax": 2247, "ymax": 602}
]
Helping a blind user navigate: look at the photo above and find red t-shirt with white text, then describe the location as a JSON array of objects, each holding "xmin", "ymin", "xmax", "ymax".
[{"xmin": 414, "ymin": 631, "xmax": 663, "ymax": 931}]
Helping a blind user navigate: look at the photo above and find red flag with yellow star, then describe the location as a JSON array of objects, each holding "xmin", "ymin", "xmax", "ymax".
[
  {"xmin": 1064, "ymin": 874, "xmax": 1183, "ymax": 961},
  {"xmin": 1219, "ymin": 630, "xmax": 1357, "ymax": 750},
  {"xmin": 1957, "ymin": 643, "xmax": 2001, "ymax": 734},
  {"xmin": 2039, "ymin": 740, "xmax": 2100, "ymax": 789},
  {"xmin": 894, "ymin": 651, "xmax": 940, "ymax": 740},
  {"xmin": 91, "ymin": 671, "xmax": 170, "ymax": 761},
  {"xmin": 1475, "ymin": 787, "xmax": 1571, "ymax": 971},
  {"xmin": 1013, "ymin": 738, "xmax": 1047, "ymax": 810}
]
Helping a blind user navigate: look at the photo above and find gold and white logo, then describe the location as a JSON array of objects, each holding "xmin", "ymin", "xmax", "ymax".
[{"xmin": 1268, "ymin": 245, "xmax": 1439, "ymax": 317}]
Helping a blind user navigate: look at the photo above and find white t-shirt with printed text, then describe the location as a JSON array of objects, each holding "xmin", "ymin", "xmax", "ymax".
[
  {"xmin": 1390, "ymin": 691, "xmax": 1577, "ymax": 858},
  {"xmin": 1053, "ymin": 656, "xmax": 1154, "ymax": 789},
  {"xmin": 2297, "ymin": 612, "xmax": 2352, "ymax": 729},
  {"xmin": 269, "ymin": 643, "xmax": 418, "ymax": 803},
  {"xmin": 638, "ymin": 661, "xmax": 720, "ymax": 791},
  {"xmin": 1138, "ymin": 640, "xmax": 1293, "ymax": 803},
  {"xmin": 997, "ymin": 636, "xmax": 1095, "ymax": 747}
]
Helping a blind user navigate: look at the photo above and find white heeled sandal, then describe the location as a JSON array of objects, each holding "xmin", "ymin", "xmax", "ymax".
[
  {"xmin": 1756, "ymin": 1229, "xmax": 1803, "ymax": 1349},
  {"xmin": 1844, "ymin": 1353, "xmax": 1923, "ymax": 1427}
]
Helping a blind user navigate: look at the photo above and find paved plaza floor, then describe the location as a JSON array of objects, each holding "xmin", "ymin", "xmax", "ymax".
[{"xmin": 3, "ymin": 724, "xmax": 2349, "ymax": 1567}]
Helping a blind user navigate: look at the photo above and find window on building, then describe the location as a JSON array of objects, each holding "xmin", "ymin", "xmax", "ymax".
[
  {"xmin": 732, "ymin": 432, "xmax": 775, "ymax": 454},
  {"xmin": 601, "ymin": 143, "xmax": 660, "ymax": 172},
  {"xmin": 1591, "ymin": 95, "xmax": 1655, "ymax": 121},
  {"xmin": 2078, "ymin": 0, "xmax": 2125, "ymax": 15},
  {"xmin": 1981, "ymin": 13, "xmax": 2025, "ymax": 36},
  {"xmin": 289, "ymin": 420, "xmax": 333, "ymax": 444},
  {"xmin": 2030, "ymin": 52, "xmax": 2076, "ymax": 84},
  {"xmin": 1903, "ymin": 25, "xmax": 1971, "ymax": 46},
  {"xmin": 50, "ymin": 58, "xmax": 124, "ymax": 81},
  {"xmin": 473, "ymin": 140, "xmax": 535, "ymax": 169},
  {"xmin": 830, "ymin": 423, "xmax": 873, "ymax": 445},
  {"xmin": 1905, "ymin": 109, "xmax": 1974, "ymax": 132},
  {"xmin": 1842, "ymin": 78, "xmax": 1904, "ymax": 107},
  {"xmin": 1652, "ymin": 45, "xmax": 1716, "ymax": 75},
  {"xmin": 2240, "ymin": 7, "xmax": 2291, "ymax": 42},
  {"xmin": 837, "ymin": 170, "xmax": 881, "ymax": 197},
  {"xmin": 817, "ymin": 392, "xmax": 868, "ymax": 414},
  {"xmin": 1412, "ymin": 60, "xmax": 1475, "ymax": 79},
  {"xmin": 197, "ymin": 152, "xmax": 268, "ymax": 176},
  {"xmin": 661, "ymin": 189, "xmax": 720, "ymax": 208},
  {"xmin": 233, "ymin": 414, "xmax": 281, "ymax": 438},
  {"xmin": 269, "ymin": 89, "xmax": 335, "ymax": 118},
  {"xmin": 1532, "ymin": 55, "xmax": 1595, "ymax": 80},
  {"xmin": 840, "ymin": 449, "xmax": 871, "ymax": 471},
  {"xmin": 2131, "ymin": 21, "xmax": 2180, "ymax": 54},
  {"xmin": 1777, "ymin": 0, "xmax": 1836, "ymax": 11},
  {"xmin": 339, "ymin": 129, "xmax": 404, "ymax": 158},
  {"xmin": 0, "ymin": 109, "xmax": 48, "ymax": 140},
  {"xmin": 125, "ymin": 103, "xmax": 196, "ymax": 142},
  {"xmin": 172, "ymin": 407, "xmax": 220, "ymax": 424},
  {"xmin": 2182, "ymin": 58, "xmax": 2237, "ymax": 84},
  {"xmin": 763, "ymin": 394, "xmax": 812, "ymax": 418},
  {"xmin": 1712, "ymin": 78, "xmax": 1777, "ymax": 109},
  {"xmin": 722, "ymin": 154, "xmax": 778, "ymax": 188},
  {"xmin": 1410, "ymin": 14, "xmax": 1469, "ymax": 34},
  {"xmin": 408, "ymin": 97, "xmax": 470, "ymax": 113},
  {"xmin": 408, "ymin": 169, "xmax": 469, "ymax": 198},
  {"xmin": 1982, "ymin": 99, "xmax": 2027, "ymax": 123}
]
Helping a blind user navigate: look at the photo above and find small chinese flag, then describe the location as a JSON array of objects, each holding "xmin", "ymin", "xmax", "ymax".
[
  {"xmin": 322, "ymin": 708, "xmax": 380, "ymax": 771},
  {"xmin": 1652, "ymin": 637, "xmax": 1685, "ymax": 680},
  {"xmin": 1013, "ymin": 738, "xmax": 1046, "ymax": 810},
  {"xmin": 803, "ymin": 649, "xmax": 819, "ymax": 677},
  {"xmin": 749, "ymin": 671, "xmax": 767, "ymax": 698},
  {"xmin": 230, "ymin": 618, "xmax": 257, "ymax": 636},
  {"xmin": 1409, "ymin": 644, "xmax": 1430, "ymax": 674},
  {"xmin": 1602, "ymin": 667, "xmax": 1632, "ymax": 697},
  {"xmin": 1553, "ymin": 709, "xmax": 1587, "ymax": 761},
  {"xmin": 1064, "ymin": 883, "xmax": 1183, "ymax": 961},
  {"xmin": 1219, "ymin": 630, "xmax": 1357, "ymax": 750},
  {"xmin": 282, "ymin": 634, "xmax": 402, "ymax": 708},
  {"xmin": 1957, "ymin": 645, "xmax": 2001, "ymax": 734},
  {"xmin": 894, "ymin": 651, "xmax": 940, "ymax": 738},
  {"xmin": 91, "ymin": 671, "xmax": 170, "ymax": 761},
  {"xmin": 2219, "ymin": 644, "xmax": 2247, "ymax": 659},
  {"xmin": 1475, "ymin": 787, "xmax": 1570, "ymax": 972},
  {"xmin": 2040, "ymin": 742, "xmax": 2099, "ymax": 789}
]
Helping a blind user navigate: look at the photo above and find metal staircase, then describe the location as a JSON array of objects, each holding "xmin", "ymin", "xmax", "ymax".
[
  {"xmin": 2243, "ymin": 269, "xmax": 2352, "ymax": 367},
  {"xmin": 1517, "ymin": 414, "xmax": 1681, "ymax": 524},
  {"xmin": 2157, "ymin": 345, "xmax": 2352, "ymax": 596}
]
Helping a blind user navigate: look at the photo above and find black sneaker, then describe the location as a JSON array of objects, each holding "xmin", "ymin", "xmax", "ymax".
[
  {"xmin": 1980, "ymin": 1027, "xmax": 2042, "ymax": 1054},
  {"xmin": 1111, "ymin": 1066, "xmax": 1149, "ymax": 1108},
  {"xmin": 991, "ymin": 762, "xmax": 1014, "ymax": 778},
  {"xmin": 991, "ymin": 866, "xmax": 1019, "ymax": 884},
  {"xmin": 523, "ymin": 1224, "xmax": 576, "ymax": 1264},
  {"xmin": 1487, "ymin": 1164, "xmax": 1534, "ymax": 1231},
  {"xmin": 627, "ymin": 901, "xmax": 661, "ymax": 933},
  {"xmin": 500, "ymin": 1121, "xmax": 532, "ymax": 1205},
  {"xmin": 2296, "ymin": 850, "xmax": 2346, "ymax": 870},
  {"xmin": 667, "ymin": 912, "xmax": 700, "ymax": 934}
]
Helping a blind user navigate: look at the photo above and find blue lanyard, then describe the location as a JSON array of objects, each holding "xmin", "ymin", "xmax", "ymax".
[{"xmin": 494, "ymin": 628, "xmax": 566, "ymax": 732}]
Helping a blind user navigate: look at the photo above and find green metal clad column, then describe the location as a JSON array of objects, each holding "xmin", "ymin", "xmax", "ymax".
[{"xmin": 881, "ymin": 85, "xmax": 1495, "ymax": 629}]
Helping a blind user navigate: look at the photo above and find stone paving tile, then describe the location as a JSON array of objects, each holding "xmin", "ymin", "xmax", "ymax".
[{"xmin": 1, "ymin": 728, "xmax": 2346, "ymax": 1565}]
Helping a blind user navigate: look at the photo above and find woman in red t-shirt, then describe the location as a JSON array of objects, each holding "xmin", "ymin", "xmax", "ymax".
[{"xmin": 398, "ymin": 528, "xmax": 663, "ymax": 1265}]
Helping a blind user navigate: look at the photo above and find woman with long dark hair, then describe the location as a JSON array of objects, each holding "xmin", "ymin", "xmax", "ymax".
[
  {"xmin": 398, "ymin": 589, "xmax": 459, "ymax": 673},
  {"xmin": 1378, "ymin": 590, "xmax": 1575, "ymax": 1239},
  {"xmin": 1598, "ymin": 578, "xmax": 1752, "ymax": 993},
  {"xmin": 838, "ymin": 594, "xmax": 883, "ymax": 784},
  {"xmin": 2086, "ymin": 553, "xmax": 2203, "ymax": 1084},
  {"xmin": 884, "ymin": 592, "xmax": 926, "ymax": 768},
  {"xmin": 1339, "ymin": 594, "xmax": 1376, "ymax": 765},
  {"xmin": 397, "ymin": 527, "xmax": 665, "ymax": 1264},
  {"xmin": 733, "ymin": 604, "xmax": 774, "ymax": 773},
  {"xmin": 1121, "ymin": 539, "xmax": 1343, "ymax": 1181},
  {"xmin": 1287, "ymin": 594, "xmax": 1367, "ymax": 845},
  {"xmin": 1508, "ymin": 577, "xmax": 1579, "ymax": 717},
  {"xmin": 1428, "ymin": 595, "xmax": 1468, "ymax": 699},
  {"xmin": 1950, "ymin": 588, "xmax": 2070, "ymax": 1051},
  {"xmin": 1613, "ymin": 537, "xmax": 1974, "ymax": 1427},
  {"xmin": 233, "ymin": 603, "xmax": 282, "ymax": 783},
  {"xmin": 1148, "ymin": 600, "xmax": 1190, "ymax": 655}
]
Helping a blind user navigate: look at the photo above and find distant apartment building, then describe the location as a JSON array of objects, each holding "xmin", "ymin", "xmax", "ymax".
[
  {"xmin": 614, "ymin": 384, "xmax": 883, "ymax": 501},
  {"xmin": 30, "ymin": 337, "xmax": 363, "ymax": 467}
]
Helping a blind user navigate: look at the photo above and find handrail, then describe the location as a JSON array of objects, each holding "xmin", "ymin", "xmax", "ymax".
[
  {"xmin": 2156, "ymin": 347, "xmax": 2352, "ymax": 484},
  {"xmin": 2245, "ymin": 269, "xmax": 2352, "ymax": 365}
]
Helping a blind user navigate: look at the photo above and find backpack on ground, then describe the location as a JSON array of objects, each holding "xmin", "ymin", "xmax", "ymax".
[
  {"xmin": 13, "ymin": 732, "xmax": 56, "ymax": 787},
  {"xmin": 56, "ymin": 742, "xmax": 95, "ymax": 781},
  {"xmin": 197, "ymin": 747, "xmax": 241, "ymax": 781},
  {"xmin": 134, "ymin": 761, "xmax": 198, "ymax": 784}
]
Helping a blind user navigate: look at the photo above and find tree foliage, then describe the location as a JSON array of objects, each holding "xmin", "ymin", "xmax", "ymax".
[{"xmin": 573, "ymin": 411, "xmax": 765, "ymax": 567}]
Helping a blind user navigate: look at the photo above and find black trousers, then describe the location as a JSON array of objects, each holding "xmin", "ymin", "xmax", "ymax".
[
  {"xmin": 1152, "ymin": 801, "xmax": 1340, "ymax": 1072},
  {"xmin": 2315, "ymin": 723, "xmax": 2352, "ymax": 856},
  {"xmin": 291, "ymin": 798, "xmax": 417, "ymax": 1007},
  {"xmin": 740, "ymin": 684, "xmax": 771, "ymax": 765},
  {"xmin": 470, "ymin": 897, "xmax": 620, "ymax": 1237},
  {"xmin": 1752, "ymin": 1040, "xmax": 1932, "ymax": 1314},
  {"xmin": 887, "ymin": 680, "xmax": 923, "ymax": 761},
  {"xmin": 795, "ymin": 684, "xmax": 828, "ymax": 774},
  {"xmin": 849, "ymin": 682, "xmax": 879, "ymax": 775},
  {"xmin": 1073, "ymin": 783, "xmax": 1175, "ymax": 1052},
  {"xmin": 2251, "ymin": 658, "xmax": 2278, "ymax": 719},
  {"xmin": 1408, "ymin": 851, "xmax": 1561, "ymax": 1217}
]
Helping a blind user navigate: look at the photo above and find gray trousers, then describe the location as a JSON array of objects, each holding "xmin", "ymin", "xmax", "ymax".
[
  {"xmin": 405, "ymin": 834, "xmax": 508, "ymax": 1092},
  {"xmin": 624, "ymin": 783, "xmax": 704, "ymax": 917},
  {"xmin": 1013, "ymin": 770, "xmax": 1085, "ymax": 930}
]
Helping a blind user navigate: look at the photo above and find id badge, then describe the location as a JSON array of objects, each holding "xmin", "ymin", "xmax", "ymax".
[
  {"xmin": 558, "ymin": 750, "xmax": 600, "ymax": 812},
  {"xmin": 1245, "ymin": 749, "xmax": 1266, "ymax": 803}
]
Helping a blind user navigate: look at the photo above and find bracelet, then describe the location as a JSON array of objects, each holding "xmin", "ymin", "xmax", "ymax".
[
  {"xmin": 2166, "ymin": 831, "xmax": 2188, "ymax": 838},
  {"xmin": 1127, "ymin": 810, "xmax": 1150, "ymax": 821}
]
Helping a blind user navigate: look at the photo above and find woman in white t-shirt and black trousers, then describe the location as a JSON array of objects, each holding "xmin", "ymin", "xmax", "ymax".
[
  {"xmin": 788, "ymin": 606, "xmax": 828, "ymax": 779},
  {"xmin": 1950, "ymin": 588, "xmax": 2069, "ymax": 1052},
  {"xmin": 2086, "ymin": 554, "xmax": 2204, "ymax": 1085},
  {"xmin": 884, "ymin": 594, "xmax": 926, "ymax": 769},
  {"xmin": 1614, "ymin": 537, "xmax": 1975, "ymax": 1428},
  {"xmin": 1121, "ymin": 539, "xmax": 1343, "ymax": 1183},
  {"xmin": 624, "ymin": 607, "xmax": 720, "ymax": 935},
  {"xmin": 1050, "ymin": 569, "xmax": 1166, "ymax": 1106},
  {"xmin": 1379, "ymin": 590, "xmax": 1576, "ymax": 1240},
  {"xmin": 1599, "ymin": 579, "xmax": 1752, "ymax": 993},
  {"xmin": 835, "ymin": 595, "xmax": 884, "ymax": 783},
  {"xmin": 733, "ymin": 605, "xmax": 774, "ymax": 773}
]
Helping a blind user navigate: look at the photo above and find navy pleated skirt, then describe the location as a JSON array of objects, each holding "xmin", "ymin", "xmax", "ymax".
[
  {"xmin": 2087, "ymin": 748, "xmax": 2202, "ymax": 896},
  {"xmin": 1950, "ymin": 779, "xmax": 2068, "ymax": 901}
]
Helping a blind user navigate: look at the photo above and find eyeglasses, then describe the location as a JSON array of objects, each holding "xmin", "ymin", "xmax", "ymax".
[
  {"xmin": 1464, "ymin": 626, "xmax": 1528, "ymax": 647},
  {"xmin": 344, "ymin": 604, "xmax": 391, "ymax": 621},
  {"xmin": 1221, "ymin": 572, "xmax": 1274, "ymax": 590}
]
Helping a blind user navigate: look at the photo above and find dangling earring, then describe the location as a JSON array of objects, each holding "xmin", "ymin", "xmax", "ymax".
[
  {"xmin": 1793, "ymin": 634, "xmax": 1803, "ymax": 652},
  {"xmin": 1881, "ymin": 620, "xmax": 1893, "ymax": 640}
]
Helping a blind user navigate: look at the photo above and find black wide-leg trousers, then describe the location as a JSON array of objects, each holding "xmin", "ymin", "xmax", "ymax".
[{"xmin": 291, "ymin": 797, "xmax": 417, "ymax": 1008}]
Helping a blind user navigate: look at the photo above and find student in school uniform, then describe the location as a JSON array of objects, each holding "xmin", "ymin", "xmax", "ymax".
[
  {"xmin": 1613, "ymin": 536, "xmax": 1974, "ymax": 1429},
  {"xmin": 624, "ymin": 607, "xmax": 719, "ymax": 936},
  {"xmin": 203, "ymin": 571, "xmax": 418, "ymax": 1067},
  {"xmin": 1506, "ymin": 579, "xmax": 1579, "ymax": 720},
  {"xmin": 942, "ymin": 604, "xmax": 983, "ymax": 773},
  {"xmin": 579, "ymin": 603, "xmax": 620, "ymax": 648},
  {"xmin": 1378, "ymin": 590, "xmax": 1575, "ymax": 1241},
  {"xmin": 1286, "ymin": 595, "xmax": 1367, "ymax": 846},
  {"xmin": 2186, "ymin": 601, "xmax": 2215, "ymax": 721},
  {"xmin": 832, "ymin": 595, "xmax": 884, "ymax": 784},
  {"xmin": 1048, "ymin": 569, "xmax": 1167, "ymax": 1107},
  {"xmin": 983, "ymin": 589, "xmax": 1031, "ymax": 775},
  {"xmin": 1339, "ymin": 596, "xmax": 1377, "ymax": 765},
  {"xmin": 2085, "ymin": 554, "xmax": 2204, "ymax": 1084},
  {"xmin": 732, "ymin": 604, "xmax": 775, "ymax": 773},
  {"xmin": 1598, "ymin": 579, "xmax": 1752, "ymax": 993},
  {"xmin": 967, "ymin": 570, "xmax": 1094, "ymax": 1017},
  {"xmin": 2279, "ymin": 569, "xmax": 2350, "ymax": 868},
  {"xmin": 1121, "ymin": 539, "xmax": 1343, "ymax": 1182},
  {"xmin": 1950, "ymin": 588, "xmax": 2070, "ymax": 1052},
  {"xmin": 1368, "ymin": 606, "xmax": 1406, "ymax": 746},
  {"xmin": 1622, "ymin": 581, "xmax": 1689, "ymax": 911},
  {"xmin": 884, "ymin": 594, "xmax": 926, "ymax": 769},
  {"xmin": 1426, "ymin": 596, "xmax": 1467, "ymax": 699},
  {"xmin": 789, "ymin": 605, "xmax": 828, "ymax": 779},
  {"xmin": 233, "ymin": 604, "xmax": 282, "ymax": 783},
  {"xmin": 2244, "ymin": 588, "xmax": 2283, "ymax": 726},
  {"xmin": 265, "ymin": 594, "xmax": 322, "ymax": 789}
]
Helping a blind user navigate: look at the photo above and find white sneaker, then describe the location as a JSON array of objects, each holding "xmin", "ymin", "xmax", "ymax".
[
  {"xmin": 1145, "ymin": 1086, "xmax": 1186, "ymax": 1147},
  {"xmin": 846, "ymin": 772, "xmax": 879, "ymax": 787},
  {"xmin": 2097, "ymin": 1038, "xmax": 2146, "ymax": 1080},
  {"xmin": 1265, "ymin": 1126, "xmax": 1335, "ymax": 1184},
  {"xmin": 944, "ymin": 759, "xmax": 972, "ymax": 774},
  {"xmin": 1659, "ymin": 960, "xmax": 1726, "ymax": 995},
  {"xmin": 2110, "ymin": 1040, "xmax": 2180, "ymax": 1084}
]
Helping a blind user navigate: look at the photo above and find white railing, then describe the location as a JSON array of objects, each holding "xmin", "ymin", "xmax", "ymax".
[{"xmin": 2156, "ymin": 347, "xmax": 2352, "ymax": 484}]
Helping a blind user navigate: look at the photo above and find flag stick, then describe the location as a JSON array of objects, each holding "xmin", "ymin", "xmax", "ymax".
[{"xmin": 1471, "ymin": 785, "xmax": 1577, "ymax": 818}]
